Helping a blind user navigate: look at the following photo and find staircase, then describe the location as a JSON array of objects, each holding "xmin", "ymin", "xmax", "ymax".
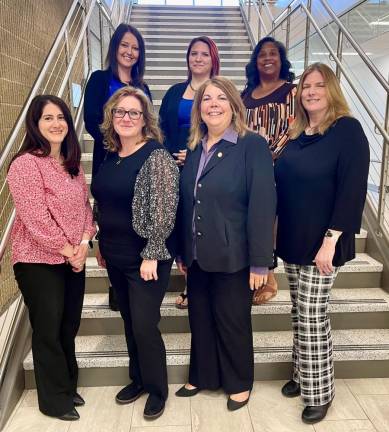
[{"xmin": 22, "ymin": 4, "xmax": 389, "ymax": 388}]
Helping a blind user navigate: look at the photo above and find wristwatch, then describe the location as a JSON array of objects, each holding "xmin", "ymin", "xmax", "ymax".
[{"xmin": 324, "ymin": 229, "xmax": 333, "ymax": 238}]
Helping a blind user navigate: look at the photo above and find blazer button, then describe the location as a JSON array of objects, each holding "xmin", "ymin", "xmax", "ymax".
[
  {"xmin": 197, "ymin": 232, "xmax": 202, "ymax": 237},
  {"xmin": 198, "ymin": 183, "xmax": 202, "ymax": 188},
  {"xmin": 197, "ymin": 199, "xmax": 201, "ymax": 204},
  {"xmin": 197, "ymin": 215, "xmax": 201, "ymax": 220}
]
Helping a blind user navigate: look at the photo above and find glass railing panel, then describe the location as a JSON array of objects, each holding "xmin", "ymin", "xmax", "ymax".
[{"xmin": 340, "ymin": 0, "xmax": 389, "ymax": 45}]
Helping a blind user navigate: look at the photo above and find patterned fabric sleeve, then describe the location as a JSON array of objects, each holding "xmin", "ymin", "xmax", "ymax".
[
  {"xmin": 7, "ymin": 155, "xmax": 68, "ymax": 251},
  {"xmin": 132, "ymin": 148, "xmax": 179, "ymax": 260}
]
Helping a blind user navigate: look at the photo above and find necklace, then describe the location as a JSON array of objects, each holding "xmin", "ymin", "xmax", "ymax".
[{"xmin": 189, "ymin": 82, "xmax": 198, "ymax": 92}]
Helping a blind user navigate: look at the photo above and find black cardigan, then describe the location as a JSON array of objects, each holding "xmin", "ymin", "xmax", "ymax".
[
  {"xmin": 159, "ymin": 81, "xmax": 190, "ymax": 155},
  {"xmin": 178, "ymin": 131, "xmax": 276, "ymax": 273},
  {"xmin": 84, "ymin": 68, "xmax": 152, "ymax": 176},
  {"xmin": 274, "ymin": 116, "xmax": 370, "ymax": 266}
]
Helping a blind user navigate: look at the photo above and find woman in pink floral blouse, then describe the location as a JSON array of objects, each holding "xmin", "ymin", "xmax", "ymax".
[{"xmin": 7, "ymin": 95, "xmax": 96, "ymax": 421}]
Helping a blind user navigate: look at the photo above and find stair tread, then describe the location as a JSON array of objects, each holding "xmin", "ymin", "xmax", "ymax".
[
  {"xmin": 85, "ymin": 253, "xmax": 382, "ymax": 279},
  {"xmin": 23, "ymin": 328, "xmax": 389, "ymax": 370},
  {"xmin": 81, "ymin": 288, "xmax": 389, "ymax": 319}
]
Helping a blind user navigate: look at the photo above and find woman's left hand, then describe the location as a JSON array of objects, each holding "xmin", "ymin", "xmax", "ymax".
[
  {"xmin": 313, "ymin": 239, "xmax": 336, "ymax": 275},
  {"xmin": 68, "ymin": 243, "xmax": 88, "ymax": 271},
  {"xmin": 249, "ymin": 273, "xmax": 268, "ymax": 291},
  {"xmin": 140, "ymin": 259, "xmax": 158, "ymax": 281}
]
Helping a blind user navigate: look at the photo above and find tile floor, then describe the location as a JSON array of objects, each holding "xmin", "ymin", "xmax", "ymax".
[{"xmin": 3, "ymin": 379, "xmax": 389, "ymax": 432}]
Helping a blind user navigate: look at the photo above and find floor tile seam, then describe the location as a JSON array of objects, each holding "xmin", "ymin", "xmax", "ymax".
[{"xmin": 353, "ymin": 393, "xmax": 382, "ymax": 429}]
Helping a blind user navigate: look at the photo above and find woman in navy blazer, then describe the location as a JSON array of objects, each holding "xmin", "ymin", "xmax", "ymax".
[{"xmin": 175, "ymin": 77, "xmax": 276, "ymax": 410}]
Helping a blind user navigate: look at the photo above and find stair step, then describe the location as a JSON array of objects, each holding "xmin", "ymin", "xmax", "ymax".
[
  {"xmin": 132, "ymin": 15, "xmax": 243, "ymax": 21},
  {"xmin": 145, "ymin": 42, "xmax": 251, "ymax": 48},
  {"xmin": 23, "ymin": 329, "xmax": 389, "ymax": 387},
  {"xmin": 78, "ymin": 288, "xmax": 389, "ymax": 335},
  {"xmin": 132, "ymin": 21, "xmax": 245, "ymax": 28},
  {"xmin": 84, "ymin": 253, "xmax": 382, "ymax": 293}
]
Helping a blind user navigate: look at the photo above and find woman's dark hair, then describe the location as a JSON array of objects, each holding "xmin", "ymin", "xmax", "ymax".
[
  {"xmin": 9, "ymin": 95, "xmax": 81, "ymax": 176},
  {"xmin": 242, "ymin": 36, "xmax": 295, "ymax": 97},
  {"xmin": 105, "ymin": 23, "xmax": 146, "ymax": 88},
  {"xmin": 186, "ymin": 36, "xmax": 220, "ymax": 81}
]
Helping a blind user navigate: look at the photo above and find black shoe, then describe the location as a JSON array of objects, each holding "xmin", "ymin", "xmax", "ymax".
[
  {"xmin": 143, "ymin": 394, "xmax": 165, "ymax": 420},
  {"xmin": 302, "ymin": 401, "xmax": 332, "ymax": 424},
  {"xmin": 227, "ymin": 393, "xmax": 250, "ymax": 411},
  {"xmin": 281, "ymin": 380, "xmax": 301, "ymax": 398},
  {"xmin": 58, "ymin": 407, "xmax": 80, "ymax": 421},
  {"xmin": 175, "ymin": 385, "xmax": 200, "ymax": 397},
  {"xmin": 109, "ymin": 286, "xmax": 119, "ymax": 311},
  {"xmin": 73, "ymin": 392, "xmax": 85, "ymax": 407},
  {"xmin": 115, "ymin": 382, "xmax": 145, "ymax": 404}
]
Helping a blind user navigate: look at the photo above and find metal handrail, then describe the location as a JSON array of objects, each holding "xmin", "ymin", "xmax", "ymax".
[
  {"xmin": 299, "ymin": 2, "xmax": 389, "ymax": 143},
  {"xmin": 0, "ymin": 0, "xmax": 79, "ymax": 174}
]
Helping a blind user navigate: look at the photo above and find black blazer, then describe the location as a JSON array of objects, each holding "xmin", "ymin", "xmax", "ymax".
[
  {"xmin": 178, "ymin": 131, "xmax": 276, "ymax": 273},
  {"xmin": 84, "ymin": 69, "xmax": 152, "ymax": 176},
  {"xmin": 159, "ymin": 81, "xmax": 190, "ymax": 154}
]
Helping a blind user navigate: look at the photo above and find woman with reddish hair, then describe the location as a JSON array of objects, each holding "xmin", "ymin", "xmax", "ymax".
[{"xmin": 159, "ymin": 35, "xmax": 220, "ymax": 309}]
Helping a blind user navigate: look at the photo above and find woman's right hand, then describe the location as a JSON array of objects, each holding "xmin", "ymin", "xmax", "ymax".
[
  {"xmin": 96, "ymin": 248, "xmax": 106, "ymax": 268},
  {"xmin": 172, "ymin": 149, "xmax": 187, "ymax": 167},
  {"xmin": 176, "ymin": 260, "xmax": 187, "ymax": 276},
  {"xmin": 59, "ymin": 242, "xmax": 74, "ymax": 258}
]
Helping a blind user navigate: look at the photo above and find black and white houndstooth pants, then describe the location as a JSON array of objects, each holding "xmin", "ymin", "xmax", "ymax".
[{"xmin": 284, "ymin": 263, "xmax": 339, "ymax": 406}]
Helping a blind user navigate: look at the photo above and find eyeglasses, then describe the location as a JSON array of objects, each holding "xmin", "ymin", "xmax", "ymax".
[{"xmin": 112, "ymin": 108, "xmax": 143, "ymax": 120}]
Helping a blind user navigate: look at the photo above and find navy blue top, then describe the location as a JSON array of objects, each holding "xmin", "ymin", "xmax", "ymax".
[
  {"xmin": 178, "ymin": 98, "xmax": 193, "ymax": 129},
  {"xmin": 274, "ymin": 116, "xmax": 369, "ymax": 266}
]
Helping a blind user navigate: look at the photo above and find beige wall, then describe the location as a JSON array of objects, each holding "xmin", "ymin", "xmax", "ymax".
[{"xmin": 0, "ymin": 0, "xmax": 73, "ymax": 153}]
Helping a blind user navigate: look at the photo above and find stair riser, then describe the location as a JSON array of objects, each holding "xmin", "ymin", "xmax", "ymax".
[
  {"xmin": 85, "ymin": 271, "xmax": 380, "ymax": 293},
  {"xmin": 84, "ymin": 235, "xmax": 366, "ymax": 255},
  {"xmin": 78, "ymin": 311, "xmax": 389, "ymax": 335},
  {"xmin": 132, "ymin": 17, "xmax": 243, "ymax": 23},
  {"xmin": 24, "ymin": 359, "xmax": 389, "ymax": 388},
  {"xmin": 144, "ymin": 77, "xmax": 247, "ymax": 85},
  {"xmin": 145, "ymin": 52, "xmax": 251, "ymax": 60},
  {"xmin": 132, "ymin": 21, "xmax": 245, "ymax": 28},
  {"xmin": 141, "ymin": 29, "xmax": 248, "ymax": 35}
]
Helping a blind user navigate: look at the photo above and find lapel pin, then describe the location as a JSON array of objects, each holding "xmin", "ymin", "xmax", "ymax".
[{"xmin": 217, "ymin": 152, "xmax": 223, "ymax": 158}]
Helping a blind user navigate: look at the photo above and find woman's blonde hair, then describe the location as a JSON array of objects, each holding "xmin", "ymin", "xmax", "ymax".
[
  {"xmin": 289, "ymin": 62, "xmax": 351, "ymax": 139},
  {"xmin": 101, "ymin": 86, "xmax": 163, "ymax": 152},
  {"xmin": 188, "ymin": 76, "xmax": 249, "ymax": 150}
]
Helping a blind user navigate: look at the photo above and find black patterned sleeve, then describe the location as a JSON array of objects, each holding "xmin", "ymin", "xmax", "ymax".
[{"xmin": 132, "ymin": 149, "xmax": 179, "ymax": 260}]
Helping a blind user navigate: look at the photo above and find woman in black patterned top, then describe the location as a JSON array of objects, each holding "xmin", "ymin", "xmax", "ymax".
[
  {"xmin": 242, "ymin": 36, "xmax": 296, "ymax": 305},
  {"xmin": 91, "ymin": 87, "xmax": 179, "ymax": 420}
]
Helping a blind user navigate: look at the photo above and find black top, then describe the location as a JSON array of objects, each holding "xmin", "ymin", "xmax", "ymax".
[
  {"xmin": 178, "ymin": 131, "xmax": 276, "ymax": 272},
  {"xmin": 274, "ymin": 116, "xmax": 370, "ymax": 266},
  {"xmin": 84, "ymin": 69, "xmax": 152, "ymax": 177},
  {"xmin": 159, "ymin": 81, "xmax": 190, "ymax": 155},
  {"xmin": 91, "ymin": 141, "xmax": 163, "ymax": 254}
]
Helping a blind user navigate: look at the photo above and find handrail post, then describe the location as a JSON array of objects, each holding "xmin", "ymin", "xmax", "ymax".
[
  {"xmin": 285, "ymin": 5, "xmax": 291, "ymax": 52},
  {"xmin": 258, "ymin": 0, "xmax": 262, "ymax": 41},
  {"xmin": 248, "ymin": 0, "xmax": 251, "ymax": 23},
  {"xmin": 377, "ymin": 80, "xmax": 389, "ymax": 235},
  {"xmin": 335, "ymin": 27, "xmax": 343, "ymax": 80},
  {"xmin": 304, "ymin": 0, "xmax": 312, "ymax": 70}
]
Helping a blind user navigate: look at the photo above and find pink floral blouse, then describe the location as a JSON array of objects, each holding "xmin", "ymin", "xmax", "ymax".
[{"xmin": 7, "ymin": 153, "xmax": 96, "ymax": 265}]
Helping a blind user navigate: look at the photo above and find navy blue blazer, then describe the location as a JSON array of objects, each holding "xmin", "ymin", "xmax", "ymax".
[{"xmin": 177, "ymin": 131, "xmax": 276, "ymax": 273}]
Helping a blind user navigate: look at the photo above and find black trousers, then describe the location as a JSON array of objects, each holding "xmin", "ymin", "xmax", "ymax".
[
  {"xmin": 186, "ymin": 261, "xmax": 253, "ymax": 394},
  {"xmin": 101, "ymin": 241, "xmax": 172, "ymax": 400},
  {"xmin": 13, "ymin": 262, "xmax": 85, "ymax": 417}
]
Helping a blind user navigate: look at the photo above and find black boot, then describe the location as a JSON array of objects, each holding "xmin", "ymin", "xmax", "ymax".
[
  {"xmin": 302, "ymin": 401, "xmax": 332, "ymax": 424},
  {"xmin": 281, "ymin": 380, "xmax": 301, "ymax": 398},
  {"xmin": 144, "ymin": 394, "xmax": 165, "ymax": 419},
  {"xmin": 109, "ymin": 285, "xmax": 119, "ymax": 311}
]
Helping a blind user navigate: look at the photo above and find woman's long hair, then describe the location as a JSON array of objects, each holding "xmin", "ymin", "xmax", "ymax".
[
  {"xmin": 105, "ymin": 23, "xmax": 146, "ymax": 88},
  {"xmin": 289, "ymin": 63, "xmax": 351, "ymax": 139},
  {"xmin": 188, "ymin": 76, "xmax": 249, "ymax": 150},
  {"xmin": 186, "ymin": 36, "xmax": 220, "ymax": 81},
  {"xmin": 242, "ymin": 36, "xmax": 295, "ymax": 97},
  {"xmin": 9, "ymin": 95, "xmax": 81, "ymax": 176},
  {"xmin": 101, "ymin": 86, "xmax": 163, "ymax": 152}
]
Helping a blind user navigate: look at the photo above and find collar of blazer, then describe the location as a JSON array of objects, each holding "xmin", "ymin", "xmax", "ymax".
[{"xmin": 191, "ymin": 138, "xmax": 237, "ymax": 181}]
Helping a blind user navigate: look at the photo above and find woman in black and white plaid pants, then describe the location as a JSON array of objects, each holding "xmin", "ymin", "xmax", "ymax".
[{"xmin": 274, "ymin": 63, "xmax": 369, "ymax": 424}]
